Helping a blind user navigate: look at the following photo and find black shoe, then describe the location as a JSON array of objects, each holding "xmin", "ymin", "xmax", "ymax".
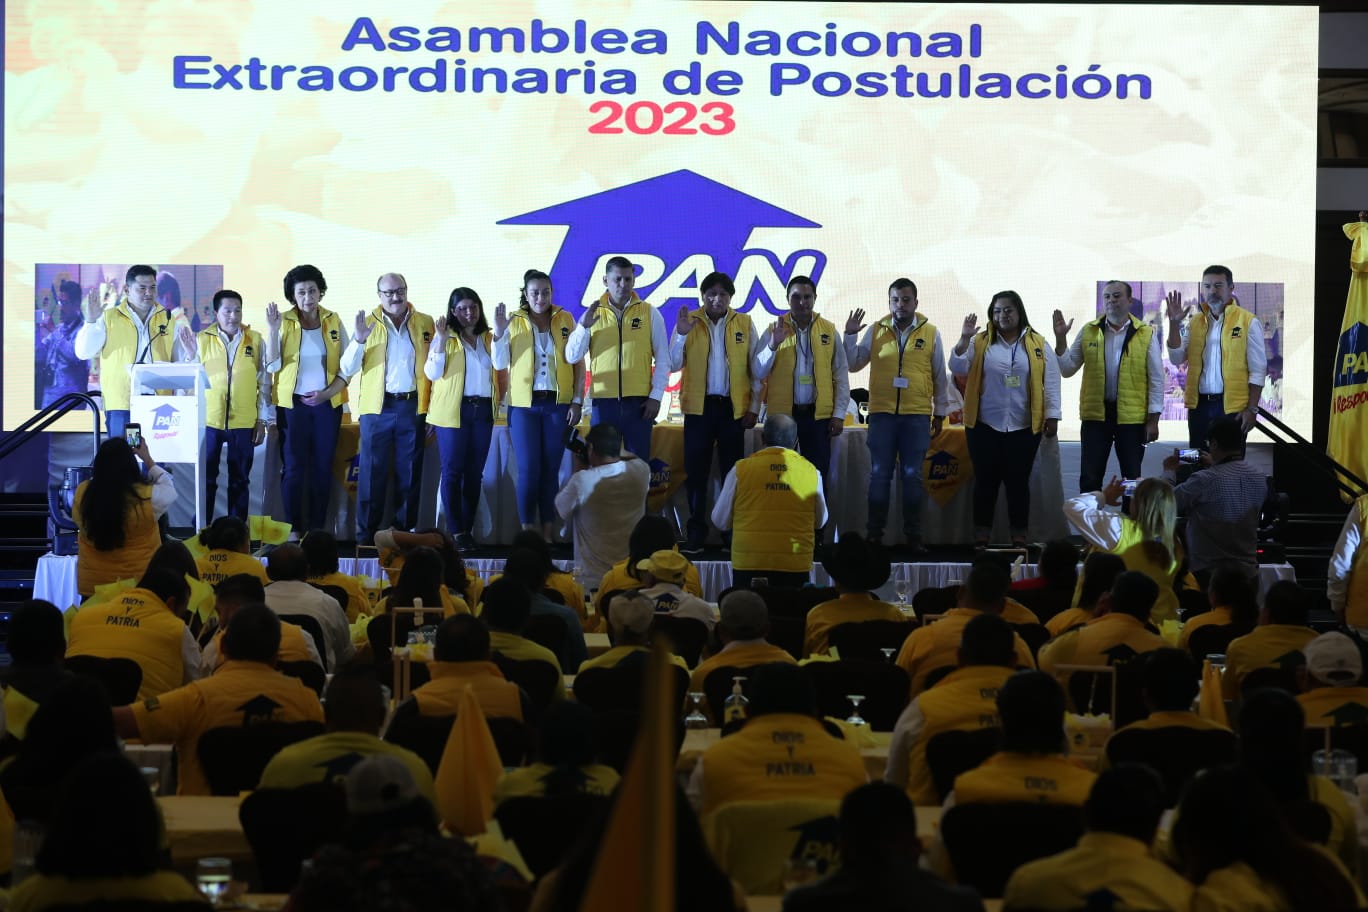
[
  {"xmin": 679, "ymin": 539, "xmax": 705, "ymax": 556},
  {"xmin": 454, "ymin": 532, "xmax": 477, "ymax": 551}
]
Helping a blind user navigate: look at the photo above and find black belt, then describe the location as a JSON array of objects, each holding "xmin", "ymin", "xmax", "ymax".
[
  {"xmin": 530, "ymin": 391, "xmax": 559, "ymax": 403},
  {"xmin": 791, "ymin": 404, "xmax": 817, "ymax": 417},
  {"xmin": 463, "ymin": 396, "xmax": 492, "ymax": 405},
  {"xmin": 1196, "ymin": 393, "xmax": 1224, "ymax": 403},
  {"xmin": 705, "ymin": 394, "xmax": 732, "ymax": 404},
  {"xmin": 383, "ymin": 391, "xmax": 416, "ymax": 402}
]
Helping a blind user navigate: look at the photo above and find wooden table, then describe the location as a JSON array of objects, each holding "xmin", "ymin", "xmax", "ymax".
[
  {"xmin": 585, "ymin": 632, "xmax": 611, "ymax": 658},
  {"xmin": 159, "ymin": 795, "xmax": 250, "ymax": 864},
  {"xmin": 678, "ymin": 727, "xmax": 894, "ymax": 781}
]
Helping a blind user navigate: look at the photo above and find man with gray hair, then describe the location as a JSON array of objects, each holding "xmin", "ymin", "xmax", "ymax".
[
  {"xmin": 711, "ymin": 414, "xmax": 828, "ymax": 589},
  {"xmin": 689, "ymin": 589, "xmax": 796, "ymax": 699}
]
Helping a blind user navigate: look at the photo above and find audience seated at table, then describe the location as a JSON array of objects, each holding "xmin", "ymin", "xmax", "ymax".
[
  {"xmin": 66, "ymin": 567, "xmax": 202, "ymax": 701},
  {"xmin": 0, "ymin": 600, "xmax": 71, "ymax": 745},
  {"xmin": 73, "ymin": 437, "xmax": 175, "ymax": 600},
  {"xmin": 895, "ymin": 558, "xmax": 1036, "ymax": 695},
  {"xmin": 1106, "ymin": 648, "xmax": 1232, "ymax": 740},
  {"xmin": 301, "ymin": 529, "xmax": 373, "ymax": 622},
  {"xmin": 113, "ymin": 604, "xmax": 325, "ymax": 795},
  {"xmin": 1008, "ymin": 539, "xmax": 1078, "ymax": 617},
  {"xmin": 501, "ymin": 548, "xmax": 589, "ymax": 672},
  {"xmin": 1296, "ymin": 631, "xmax": 1368, "ymax": 727},
  {"xmin": 886, "ymin": 614, "xmax": 1016, "ymax": 805},
  {"xmin": 506, "ymin": 529, "xmax": 588, "ymax": 627},
  {"xmin": 200, "ymin": 573, "xmax": 322, "ymax": 670},
  {"xmin": 1222, "ymin": 580, "xmax": 1319, "ymax": 700},
  {"xmin": 1238, "ymin": 688, "xmax": 1359, "ymax": 877},
  {"xmin": 1178, "ymin": 564, "xmax": 1258, "ymax": 651},
  {"xmin": 144, "ymin": 539, "xmax": 216, "ymax": 635},
  {"xmin": 1002, "ymin": 765, "xmax": 1192, "ymax": 912},
  {"xmin": 948, "ymin": 671, "xmax": 1096, "ymax": 807},
  {"xmin": 5, "ymin": 752, "xmax": 210, "ymax": 911},
  {"xmin": 636, "ymin": 549, "xmax": 719, "ymax": 633},
  {"xmin": 264, "ymin": 543, "xmax": 356, "ymax": 671},
  {"xmin": 1044, "ymin": 552, "xmax": 1125, "ymax": 638},
  {"xmin": 371, "ymin": 544, "xmax": 467, "ymax": 618},
  {"xmin": 482, "ymin": 577, "xmax": 565, "ymax": 683},
  {"xmin": 372, "ymin": 526, "xmax": 485, "ymax": 609},
  {"xmin": 492, "ymin": 701, "xmax": 619, "ymax": 807},
  {"xmin": 595, "ymin": 515, "xmax": 704, "ymax": 625},
  {"xmin": 1038, "ymin": 571, "xmax": 1167, "ymax": 688},
  {"xmin": 578, "ymin": 591, "xmax": 688, "ymax": 674},
  {"xmin": 686, "ymin": 662, "xmax": 867, "ymax": 816},
  {"xmin": 1172, "ymin": 765, "xmax": 1362, "ymax": 912},
  {"xmin": 398, "ymin": 614, "xmax": 530, "ymax": 722},
  {"xmin": 194, "ymin": 515, "xmax": 270, "ymax": 588},
  {"xmin": 288, "ymin": 755, "xmax": 505, "ymax": 912},
  {"xmin": 689, "ymin": 591, "xmax": 797, "ymax": 696},
  {"xmin": 803, "ymin": 533, "xmax": 905, "ymax": 658},
  {"xmin": 258, "ymin": 669, "xmax": 435, "ymax": 804},
  {"xmin": 783, "ymin": 782, "xmax": 984, "ymax": 912}
]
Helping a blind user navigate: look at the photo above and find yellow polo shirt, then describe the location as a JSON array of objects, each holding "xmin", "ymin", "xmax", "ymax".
[
  {"xmin": 1038, "ymin": 613, "xmax": 1168, "ymax": 681},
  {"xmin": 577, "ymin": 645, "xmax": 688, "ymax": 674},
  {"xmin": 309, "ymin": 572, "xmax": 373, "ymax": 623},
  {"xmin": 66, "ymin": 586, "xmax": 190, "ymax": 701},
  {"xmin": 952, "ymin": 751, "xmax": 1096, "ymax": 806},
  {"xmin": 1004, "ymin": 832, "xmax": 1193, "ymax": 912},
  {"xmin": 1045, "ymin": 606, "xmax": 1093, "ymax": 638},
  {"xmin": 410, "ymin": 660, "xmax": 523, "ymax": 721},
  {"xmin": 690, "ymin": 640, "xmax": 797, "ymax": 692},
  {"xmin": 803, "ymin": 592, "xmax": 906, "ymax": 658},
  {"xmin": 1223, "ymin": 624, "xmax": 1319, "ymax": 699},
  {"xmin": 895, "ymin": 608, "xmax": 1036, "ymax": 695},
  {"xmin": 1178, "ymin": 606, "xmax": 1232, "ymax": 651},
  {"xmin": 195, "ymin": 549, "xmax": 270, "ymax": 588},
  {"xmin": 895, "ymin": 664, "xmax": 1014, "ymax": 806},
  {"xmin": 1298, "ymin": 687, "xmax": 1368, "ymax": 729},
  {"xmin": 257, "ymin": 730, "xmax": 436, "ymax": 805}
]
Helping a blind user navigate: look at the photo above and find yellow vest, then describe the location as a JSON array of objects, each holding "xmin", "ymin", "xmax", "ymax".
[
  {"xmin": 507, "ymin": 308, "xmax": 578, "ymax": 406},
  {"xmin": 730, "ymin": 447, "xmax": 820, "ymax": 572},
  {"xmin": 73, "ymin": 481, "xmax": 161, "ymax": 597},
  {"xmin": 426, "ymin": 332, "xmax": 495, "ymax": 429},
  {"xmin": 867, "ymin": 315, "xmax": 937, "ymax": 415},
  {"xmin": 197, "ymin": 325, "xmax": 266, "ymax": 430},
  {"xmin": 680, "ymin": 309, "xmax": 754, "ymax": 418},
  {"xmin": 1183, "ymin": 303, "xmax": 1255, "ymax": 411},
  {"xmin": 194, "ymin": 549, "xmax": 270, "ymax": 588},
  {"xmin": 1113, "ymin": 517, "xmax": 1181, "ymax": 624},
  {"xmin": 274, "ymin": 307, "xmax": 347, "ymax": 408},
  {"xmin": 905, "ymin": 664, "xmax": 1013, "ymax": 805},
  {"xmin": 98, "ymin": 302, "xmax": 175, "ymax": 411},
  {"xmin": 962, "ymin": 328, "xmax": 1048, "ymax": 433},
  {"xmin": 355, "ymin": 307, "xmax": 435, "ymax": 417},
  {"xmin": 587, "ymin": 294, "xmax": 655, "ymax": 399},
  {"xmin": 1079, "ymin": 316, "xmax": 1154, "ymax": 423},
  {"xmin": 953, "ymin": 751, "xmax": 1097, "ymax": 805},
  {"xmin": 765, "ymin": 316, "xmax": 836, "ymax": 420},
  {"xmin": 66, "ymin": 587, "xmax": 187, "ymax": 700},
  {"xmin": 1345, "ymin": 497, "xmax": 1368, "ymax": 628}
]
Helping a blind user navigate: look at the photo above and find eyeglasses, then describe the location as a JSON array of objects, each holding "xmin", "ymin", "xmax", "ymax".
[{"xmin": 379, "ymin": 288, "xmax": 407, "ymax": 298}]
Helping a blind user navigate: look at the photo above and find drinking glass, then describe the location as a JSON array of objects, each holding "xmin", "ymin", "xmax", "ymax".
[
  {"xmin": 196, "ymin": 857, "xmax": 232, "ymax": 907},
  {"xmin": 880, "ymin": 647, "xmax": 896, "ymax": 663},
  {"xmin": 141, "ymin": 766, "xmax": 161, "ymax": 796},
  {"xmin": 1313, "ymin": 749, "xmax": 1359, "ymax": 794},
  {"xmin": 845, "ymin": 694, "xmax": 867, "ymax": 727},
  {"xmin": 893, "ymin": 575, "xmax": 910, "ymax": 608},
  {"xmin": 684, "ymin": 692, "xmax": 709, "ymax": 729},
  {"xmin": 782, "ymin": 857, "xmax": 820, "ymax": 892}
]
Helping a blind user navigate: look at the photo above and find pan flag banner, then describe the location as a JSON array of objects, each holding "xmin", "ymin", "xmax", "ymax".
[{"xmin": 1328, "ymin": 220, "xmax": 1368, "ymax": 501}]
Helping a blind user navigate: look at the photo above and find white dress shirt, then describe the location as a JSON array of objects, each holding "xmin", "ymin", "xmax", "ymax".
[
  {"xmin": 492, "ymin": 322, "xmax": 577, "ymax": 397},
  {"xmin": 74, "ymin": 305, "xmax": 168, "ymax": 393},
  {"xmin": 554, "ymin": 458, "xmax": 651, "ymax": 586},
  {"xmin": 1327, "ymin": 506, "xmax": 1365, "ymax": 617},
  {"xmin": 1057, "ymin": 319, "xmax": 1165, "ymax": 415},
  {"xmin": 845, "ymin": 317, "xmax": 951, "ymax": 415},
  {"xmin": 753, "ymin": 320, "xmax": 851, "ymax": 416},
  {"xmin": 341, "ymin": 309, "xmax": 417, "ymax": 394},
  {"xmin": 564, "ymin": 300, "xmax": 671, "ymax": 401},
  {"xmin": 667, "ymin": 312, "xmax": 765, "ymax": 404},
  {"xmin": 263, "ymin": 579, "xmax": 356, "ymax": 671},
  {"xmin": 1167, "ymin": 307, "xmax": 1267, "ymax": 392},
  {"xmin": 948, "ymin": 333, "xmax": 1062, "ymax": 432},
  {"xmin": 710, "ymin": 447, "xmax": 830, "ymax": 530},
  {"xmin": 425, "ymin": 335, "xmax": 494, "ymax": 397}
]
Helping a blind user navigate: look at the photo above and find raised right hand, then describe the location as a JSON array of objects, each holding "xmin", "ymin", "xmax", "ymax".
[
  {"xmin": 493, "ymin": 302, "xmax": 509, "ymax": 338},
  {"xmin": 1165, "ymin": 290, "xmax": 1186, "ymax": 323},
  {"xmin": 265, "ymin": 301, "xmax": 281, "ymax": 330},
  {"xmin": 961, "ymin": 313, "xmax": 978, "ymax": 338},
  {"xmin": 434, "ymin": 315, "xmax": 447, "ymax": 336},
  {"xmin": 579, "ymin": 299, "xmax": 600, "ymax": 328},
  {"xmin": 1052, "ymin": 309, "xmax": 1073, "ymax": 340},
  {"xmin": 675, "ymin": 304, "xmax": 694, "ymax": 334},
  {"xmin": 769, "ymin": 316, "xmax": 792, "ymax": 350},
  {"xmin": 354, "ymin": 310, "xmax": 371, "ymax": 341}
]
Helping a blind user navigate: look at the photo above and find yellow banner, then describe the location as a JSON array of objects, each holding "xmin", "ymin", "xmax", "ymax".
[
  {"xmin": 922, "ymin": 425, "xmax": 974, "ymax": 507},
  {"xmin": 647, "ymin": 424, "xmax": 687, "ymax": 513},
  {"xmin": 1329, "ymin": 221, "xmax": 1368, "ymax": 500}
]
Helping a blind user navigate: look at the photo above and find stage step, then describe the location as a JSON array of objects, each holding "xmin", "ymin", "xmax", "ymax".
[{"xmin": 0, "ymin": 493, "xmax": 51, "ymax": 575}]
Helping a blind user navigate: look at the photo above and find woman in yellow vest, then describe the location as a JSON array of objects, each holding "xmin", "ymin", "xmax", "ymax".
[
  {"xmin": 949, "ymin": 291, "xmax": 1061, "ymax": 548},
  {"xmin": 180, "ymin": 289, "xmax": 270, "ymax": 521},
  {"xmin": 424, "ymin": 287, "xmax": 501, "ymax": 549},
  {"xmin": 491, "ymin": 270, "xmax": 584, "ymax": 540},
  {"xmin": 72, "ymin": 437, "xmax": 176, "ymax": 599},
  {"xmin": 264, "ymin": 264, "xmax": 350, "ymax": 537},
  {"xmin": 1063, "ymin": 477, "xmax": 1186, "ymax": 624},
  {"xmin": 194, "ymin": 515, "xmax": 270, "ymax": 588}
]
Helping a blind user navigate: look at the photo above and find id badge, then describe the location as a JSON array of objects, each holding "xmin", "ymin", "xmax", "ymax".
[
  {"xmin": 892, "ymin": 377, "xmax": 910, "ymax": 389},
  {"xmin": 1004, "ymin": 373, "xmax": 1022, "ymax": 389},
  {"xmin": 798, "ymin": 374, "xmax": 814, "ymax": 385}
]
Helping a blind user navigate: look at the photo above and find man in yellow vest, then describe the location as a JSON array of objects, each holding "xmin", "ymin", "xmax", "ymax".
[
  {"xmin": 1166, "ymin": 264, "xmax": 1267, "ymax": 448},
  {"xmin": 1053, "ymin": 280, "xmax": 1163, "ymax": 493},
  {"xmin": 668, "ymin": 271, "xmax": 763, "ymax": 553},
  {"xmin": 75, "ymin": 264, "xmax": 176, "ymax": 441},
  {"xmin": 844, "ymin": 278, "xmax": 948, "ymax": 550},
  {"xmin": 176, "ymin": 290, "xmax": 271, "ymax": 520},
  {"xmin": 339, "ymin": 273, "xmax": 435, "ymax": 544},
  {"xmin": 1328, "ymin": 494, "xmax": 1368, "ymax": 632},
  {"xmin": 564, "ymin": 256, "xmax": 670, "ymax": 465},
  {"xmin": 754, "ymin": 276, "xmax": 850, "ymax": 543},
  {"xmin": 712, "ymin": 414, "xmax": 828, "ymax": 589}
]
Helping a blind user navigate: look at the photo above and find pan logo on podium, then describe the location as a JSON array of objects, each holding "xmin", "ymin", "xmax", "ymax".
[
  {"xmin": 151, "ymin": 403, "xmax": 183, "ymax": 434},
  {"xmin": 499, "ymin": 169, "xmax": 827, "ymax": 324}
]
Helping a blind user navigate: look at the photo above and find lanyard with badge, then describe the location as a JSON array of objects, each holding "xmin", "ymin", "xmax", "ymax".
[
  {"xmin": 795, "ymin": 323, "xmax": 814, "ymax": 386},
  {"xmin": 1003, "ymin": 336, "xmax": 1023, "ymax": 389},
  {"xmin": 892, "ymin": 320, "xmax": 915, "ymax": 390}
]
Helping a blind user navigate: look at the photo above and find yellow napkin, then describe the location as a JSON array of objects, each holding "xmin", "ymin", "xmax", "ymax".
[
  {"xmin": 1159, "ymin": 620, "xmax": 1183, "ymax": 647},
  {"xmin": 181, "ymin": 531, "xmax": 210, "ymax": 560},
  {"xmin": 249, "ymin": 514, "xmax": 291, "ymax": 545},
  {"xmin": 435, "ymin": 684, "xmax": 502, "ymax": 837}
]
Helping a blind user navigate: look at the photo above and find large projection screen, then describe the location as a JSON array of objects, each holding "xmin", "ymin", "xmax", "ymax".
[{"xmin": 5, "ymin": 2, "xmax": 1318, "ymax": 435}]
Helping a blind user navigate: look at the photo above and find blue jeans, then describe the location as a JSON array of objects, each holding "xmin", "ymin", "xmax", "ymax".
[
  {"xmin": 592, "ymin": 396, "xmax": 654, "ymax": 462},
  {"xmin": 106, "ymin": 409, "xmax": 130, "ymax": 442},
  {"xmin": 509, "ymin": 398, "xmax": 570, "ymax": 526},
  {"xmin": 357, "ymin": 396, "xmax": 421, "ymax": 541},
  {"xmin": 683, "ymin": 397, "xmax": 746, "ymax": 543},
  {"xmin": 866, "ymin": 413, "xmax": 931, "ymax": 539},
  {"xmin": 434, "ymin": 398, "xmax": 494, "ymax": 535},
  {"xmin": 279, "ymin": 397, "xmax": 342, "ymax": 533},
  {"xmin": 205, "ymin": 426, "xmax": 255, "ymax": 520},
  {"xmin": 1079, "ymin": 402, "xmax": 1146, "ymax": 492}
]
